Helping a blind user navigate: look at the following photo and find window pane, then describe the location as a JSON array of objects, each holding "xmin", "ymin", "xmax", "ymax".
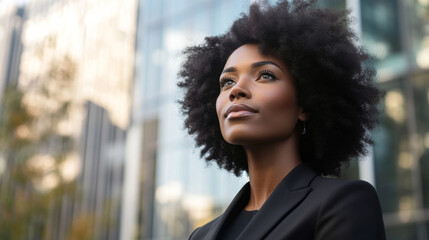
[
  {"xmin": 317, "ymin": 0, "xmax": 345, "ymax": 9},
  {"xmin": 341, "ymin": 158, "xmax": 360, "ymax": 180},
  {"xmin": 412, "ymin": 72, "xmax": 429, "ymax": 209},
  {"xmin": 408, "ymin": 0, "xmax": 429, "ymax": 69},
  {"xmin": 361, "ymin": 0, "xmax": 406, "ymax": 77},
  {"xmin": 373, "ymin": 80, "xmax": 415, "ymax": 213},
  {"xmin": 386, "ymin": 223, "xmax": 418, "ymax": 240}
]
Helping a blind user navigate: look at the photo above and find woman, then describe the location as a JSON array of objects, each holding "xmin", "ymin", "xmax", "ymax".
[{"xmin": 178, "ymin": 0, "xmax": 386, "ymax": 239}]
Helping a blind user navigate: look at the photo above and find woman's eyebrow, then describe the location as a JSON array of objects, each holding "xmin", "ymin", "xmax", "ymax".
[
  {"xmin": 251, "ymin": 61, "xmax": 284, "ymax": 72},
  {"xmin": 221, "ymin": 61, "xmax": 284, "ymax": 74},
  {"xmin": 221, "ymin": 67, "xmax": 237, "ymax": 74}
]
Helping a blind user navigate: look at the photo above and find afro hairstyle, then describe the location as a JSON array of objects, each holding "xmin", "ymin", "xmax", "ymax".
[{"xmin": 177, "ymin": 0, "xmax": 380, "ymax": 176}]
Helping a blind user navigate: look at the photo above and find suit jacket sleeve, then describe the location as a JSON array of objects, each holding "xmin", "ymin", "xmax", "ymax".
[
  {"xmin": 188, "ymin": 227, "xmax": 199, "ymax": 240},
  {"xmin": 314, "ymin": 180, "xmax": 386, "ymax": 240}
]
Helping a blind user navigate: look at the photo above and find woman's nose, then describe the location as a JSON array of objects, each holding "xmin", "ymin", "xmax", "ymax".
[{"xmin": 229, "ymin": 80, "xmax": 251, "ymax": 101}]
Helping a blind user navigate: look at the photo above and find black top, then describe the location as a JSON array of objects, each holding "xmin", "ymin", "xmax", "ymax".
[{"xmin": 217, "ymin": 209, "xmax": 258, "ymax": 240}]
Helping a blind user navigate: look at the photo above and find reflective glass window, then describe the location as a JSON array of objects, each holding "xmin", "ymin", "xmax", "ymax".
[
  {"xmin": 163, "ymin": 0, "xmax": 193, "ymax": 17},
  {"xmin": 408, "ymin": 0, "xmax": 429, "ymax": 69},
  {"xmin": 143, "ymin": 0, "xmax": 163, "ymax": 25},
  {"xmin": 213, "ymin": 0, "xmax": 249, "ymax": 35},
  {"xmin": 341, "ymin": 158, "xmax": 360, "ymax": 180},
  {"xmin": 386, "ymin": 223, "xmax": 418, "ymax": 240},
  {"xmin": 317, "ymin": 0, "xmax": 345, "ymax": 9},
  {"xmin": 361, "ymin": 0, "xmax": 406, "ymax": 77},
  {"xmin": 373, "ymin": 79, "xmax": 414, "ymax": 214},
  {"xmin": 412, "ymin": 73, "xmax": 429, "ymax": 209},
  {"xmin": 140, "ymin": 28, "xmax": 162, "ymax": 115}
]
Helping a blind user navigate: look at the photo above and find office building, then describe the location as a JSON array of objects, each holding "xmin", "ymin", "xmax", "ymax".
[
  {"xmin": 130, "ymin": 0, "xmax": 429, "ymax": 239},
  {"xmin": 1, "ymin": 0, "xmax": 137, "ymax": 238}
]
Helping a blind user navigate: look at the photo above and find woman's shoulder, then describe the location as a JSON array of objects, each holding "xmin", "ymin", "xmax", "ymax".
[
  {"xmin": 309, "ymin": 176, "xmax": 381, "ymax": 210},
  {"xmin": 188, "ymin": 215, "xmax": 221, "ymax": 240},
  {"xmin": 309, "ymin": 177, "xmax": 386, "ymax": 239},
  {"xmin": 304, "ymin": 176, "xmax": 382, "ymax": 217},
  {"xmin": 311, "ymin": 175, "xmax": 377, "ymax": 196}
]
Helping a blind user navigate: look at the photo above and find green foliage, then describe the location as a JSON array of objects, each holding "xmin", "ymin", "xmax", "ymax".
[
  {"xmin": 0, "ymin": 85, "xmax": 49, "ymax": 239},
  {"xmin": 0, "ymin": 55, "xmax": 80, "ymax": 239},
  {"xmin": 0, "ymin": 85, "xmax": 34, "ymax": 151}
]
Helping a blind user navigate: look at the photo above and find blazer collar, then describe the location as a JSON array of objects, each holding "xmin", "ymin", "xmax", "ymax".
[
  {"xmin": 204, "ymin": 181, "xmax": 250, "ymax": 240},
  {"xmin": 204, "ymin": 163, "xmax": 317, "ymax": 240}
]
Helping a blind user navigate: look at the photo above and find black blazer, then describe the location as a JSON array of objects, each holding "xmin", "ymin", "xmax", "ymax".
[{"xmin": 189, "ymin": 164, "xmax": 386, "ymax": 240}]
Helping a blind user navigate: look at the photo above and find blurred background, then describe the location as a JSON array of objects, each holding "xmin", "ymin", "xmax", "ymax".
[{"xmin": 0, "ymin": 0, "xmax": 428, "ymax": 239}]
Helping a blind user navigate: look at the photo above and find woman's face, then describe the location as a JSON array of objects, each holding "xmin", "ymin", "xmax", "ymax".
[{"xmin": 216, "ymin": 44, "xmax": 305, "ymax": 146}]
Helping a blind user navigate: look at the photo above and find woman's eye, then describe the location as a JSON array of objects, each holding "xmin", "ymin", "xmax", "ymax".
[
  {"xmin": 220, "ymin": 78, "xmax": 235, "ymax": 88},
  {"xmin": 258, "ymin": 70, "xmax": 276, "ymax": 80},
  {"xmin": 261, "ymin": 73, "xmax": 274, "ymax": 79}
]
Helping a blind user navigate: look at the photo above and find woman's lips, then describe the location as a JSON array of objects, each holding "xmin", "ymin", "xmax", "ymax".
[
  {"xmin": 225, "ymin": 104, "xmax": 258, "ymax": 119},
  {"xmin": 227, "ymin": 110, "xmax": 256, "ymax": 119}
]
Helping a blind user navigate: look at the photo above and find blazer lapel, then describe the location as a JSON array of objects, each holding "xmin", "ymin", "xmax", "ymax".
[
  {"xmin": 204, "ymin": 182, "xmax": 251, "ymax": 240},
  {"xmin": 237, "ymin": 164, "xmax": 317, "ymax": 240}
]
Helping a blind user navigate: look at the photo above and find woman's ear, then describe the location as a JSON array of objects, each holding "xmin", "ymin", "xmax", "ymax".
[{"xmin": 298, "ymin": 107, "xmax": 308, "ymax": 121}]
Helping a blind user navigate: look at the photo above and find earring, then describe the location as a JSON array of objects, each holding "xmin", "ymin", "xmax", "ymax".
[{"xmin": 301, "ymin": 121, "xmax": 306, "ymax": 135}]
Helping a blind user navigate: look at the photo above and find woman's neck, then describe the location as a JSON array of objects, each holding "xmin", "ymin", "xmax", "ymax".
[{"xmin": 243, "ymin": 133, "xmax": 301, "ymax": 211}]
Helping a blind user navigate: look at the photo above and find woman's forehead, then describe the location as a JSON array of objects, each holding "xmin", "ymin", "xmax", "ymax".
[{"xmin": 223, "ymin": 44, "xmax": 285, "ymax": 71}]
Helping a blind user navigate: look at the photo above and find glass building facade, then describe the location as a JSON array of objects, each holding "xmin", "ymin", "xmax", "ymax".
[
  {"xmin": 366, "ymin": 0, "xmax": 429, "ymax": 239},
  {"xmin": 0, "ymin": 0, "xmax": 136, "ymax": 239},
  {"xmin": 131, "ymin": 0, "xmax": 429, "ymax": 239}
]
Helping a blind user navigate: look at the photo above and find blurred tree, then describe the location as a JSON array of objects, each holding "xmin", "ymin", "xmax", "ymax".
[
  {"xmin": 66, "ymin": 214, "xmax": 96, "ymax": 240},
  {"xmin": 0, "ymin": 54, "xmax": 91, "ymax": 240}
]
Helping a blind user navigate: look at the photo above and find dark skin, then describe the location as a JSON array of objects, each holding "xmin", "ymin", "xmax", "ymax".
[{"xmin": 216, "ymin": 44, "xmax": 307, "ymax": 211}]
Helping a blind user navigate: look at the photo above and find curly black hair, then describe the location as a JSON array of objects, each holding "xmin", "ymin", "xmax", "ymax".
[{"xmin": 177, "ymin": 0, "xmax": 380, "ymax": 176}]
